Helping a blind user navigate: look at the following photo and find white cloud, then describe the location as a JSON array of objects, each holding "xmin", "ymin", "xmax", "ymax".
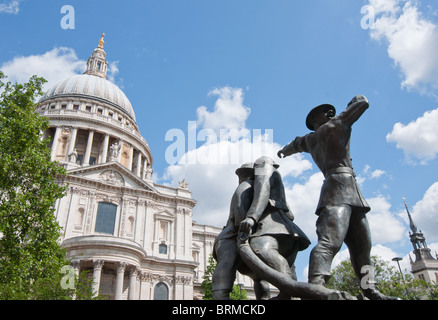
[
  {"xmin": 368, "ymin": 0, "xmax": 438, "ymax": 95},
  {"xmin": 0, "ymin": 0, "xmax": 19, "ymax": 14},
  {"xmin": 368, "ymin": 0, "xmax": 401, "ymax": 15},
  {"xmin": 196, "ymin": 86, "xmax": 251, "ymax": 140},
  {"xmin": 162, "ymin": 86, "xmax": 313, "ymax": 227},
  {"xmin": 372, "ymin": 244, "xmax": 400, "ymax": 262},
  {"xmin": 164, "ymin": 132, "xmax": 312, "ymax": 227},
  {"xmin": 370, "ymin": 169, "xmax": 386, "ymax": 179},
  {"xmin": 407, "ymin": 182, "xmax": 438, "ymax": 242},
  {"xmin": 286, "ymin": 172, "xmax": 324, "ymax": 242},
  {"xmin": 367, "ymin": 195, "xmax": 406, "ymax": 244},
  {"xmin": 1, "ymin": 47, "xmax": 86, "ymax": 92},
  {"xmin": 107, "ymin": 61, "xmax": 120, "ymax": 84},
  {"xmin": 357, "ymin": 164, "xmax": 387, "ymax": 186},
  {"xmin": 427, "ymin": 242, "xmax": 438, "ymax": 260},
  {"xmin": 386, "ymin": 108, "xmax": 438, "ymax": 163},
  {"xmin": 165, "ymin": 160, "xmax": 238, "ymax": 227}
]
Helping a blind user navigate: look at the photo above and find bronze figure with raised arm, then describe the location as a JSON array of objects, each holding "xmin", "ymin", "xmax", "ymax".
[{"xmin": 277, "ymin": 95, "xmax": 396, "ymax": 300}]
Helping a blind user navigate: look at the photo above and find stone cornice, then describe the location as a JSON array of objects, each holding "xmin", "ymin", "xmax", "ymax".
[{"xmin": 61, "ymin": 235, "xmax": 147, "ymax": 262}]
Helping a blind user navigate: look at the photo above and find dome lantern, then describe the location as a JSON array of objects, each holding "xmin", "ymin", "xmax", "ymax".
[{"xmin": 84, "ymin": 33, "xmax": 109, "ymax": 79}]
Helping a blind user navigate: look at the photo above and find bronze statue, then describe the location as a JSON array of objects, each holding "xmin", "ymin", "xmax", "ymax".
[
  {"xmin": 213, "ymin": 157, "xmax": 357, "ymax": 300},
  {"xmin": 238, "ymin": 156, "xmax": 310, "ymax": 300},
  {"xmin": 278, "ymin": 95, "xmax": 395, "ymax": 300},
  {"xmin": 212, "ymin": 162, "xmax": 271, "ymax": 300}
]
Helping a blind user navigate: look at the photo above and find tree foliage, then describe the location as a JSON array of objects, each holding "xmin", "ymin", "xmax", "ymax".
[
  {"xmin": 201, "ymin": 254, "xmax": 248, "ymax": 300},
  {"xmin": 326, "ymin": 256, "xmax": 438, "ymax": 300},
  {"xmin": 0, "ymin": 72, "xmax": 71, "ymax": 299}
]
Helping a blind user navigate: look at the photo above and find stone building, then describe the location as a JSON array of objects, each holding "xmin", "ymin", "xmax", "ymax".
[{"xmin": 36, "ymin": 35, "xmax": 251, "ymax": 300}]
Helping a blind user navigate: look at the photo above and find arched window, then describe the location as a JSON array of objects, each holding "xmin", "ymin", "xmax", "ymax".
[
  {"xmin": 154, "ymin": 282, "xmax": 169, "ymax": 300},
  {"xmin": 94, "ymin": 202, "xmax": 117, "ymax": 235}
]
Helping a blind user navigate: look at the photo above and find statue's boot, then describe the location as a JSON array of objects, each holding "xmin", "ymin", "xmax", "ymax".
[
  {"xmin": 212, "ymin": 289, "xmax": 231, "ymax": 300},
  {"xmin": 308, "ymin": 274, "xmax": 330, "ymax": 286},
  {"xmin": 363, "ymin": 288, "xmax": 401, "ymax": 300}
]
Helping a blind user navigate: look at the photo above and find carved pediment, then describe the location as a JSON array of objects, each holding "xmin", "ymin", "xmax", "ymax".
[
  {"xmin": 66, "ymin": 162, "xmax": 156, "ymax": 192},
  {"xmin": 98, "ymin": 170, "xmax": 124, "ymax": 186},
  {"xmin": 154, "ymin": 209, "xmax": 175, "ymax": 220}
]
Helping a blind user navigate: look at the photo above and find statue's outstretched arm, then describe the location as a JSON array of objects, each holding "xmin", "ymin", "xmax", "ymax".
[{"xmin": 278, "ymin": 135, "xmax": 310, "ymax": 158}]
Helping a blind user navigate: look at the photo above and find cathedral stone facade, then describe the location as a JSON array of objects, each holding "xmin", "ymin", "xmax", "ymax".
[{"xmin": 36, "ymin": 35, "xmax": 250, "ymax": 300}]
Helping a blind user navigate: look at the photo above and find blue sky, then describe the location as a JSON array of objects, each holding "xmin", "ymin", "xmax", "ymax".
[{"xmin": 1, "ymin": 0, "xmax": 438, "ymax": 282}]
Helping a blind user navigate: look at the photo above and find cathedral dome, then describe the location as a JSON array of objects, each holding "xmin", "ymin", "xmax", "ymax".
[
  {"xmin": 39, "ymin": 74, "xmax": 136, "ymax": 121},
  {"xmin": 39, "ymin": 33, "xmax": 135, "ymax": 121},
  {"xmin": 38, "ymin": 33, "xmax": 152, "ymax": 173}
]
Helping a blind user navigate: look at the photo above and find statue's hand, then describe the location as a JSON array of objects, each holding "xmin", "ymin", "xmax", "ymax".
[
  {"xmin": 238, "ymin": 218, "xmax": 255, "ymax": 242},
  {"xmin": 277, "ymin": 149, "xmax": 285, "ymax": 159},
  {"xmin": 348, "ymin": 95, "xmax": 368, "ymax": 107}
]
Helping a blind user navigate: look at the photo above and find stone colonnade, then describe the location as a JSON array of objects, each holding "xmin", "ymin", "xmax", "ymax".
[
  {"xmin": 70, "ymin": 259, "xmax": 192, "ymax": 300},
  {"xmin": 71, "ymin": 259, "xmax": 140, "ymax": 300},
  {"xmin": 50, "ymin": 126, "xmax": 151, "ymax": 180}
]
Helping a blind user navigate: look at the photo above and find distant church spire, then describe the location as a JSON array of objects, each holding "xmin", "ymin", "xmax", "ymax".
[
  {"xmin": 84, "ymin": 33, "xmax": 109, "ymax": 79},
  {"xmin": 404, "ymin": 198, "xmax": 438, "ymax": 283},
  {"xmin": 403, "ymin": 198, "xmax": 435, "ymax": 263},
  {"xmin": 403, "ymin": 197, "xmax": 418, "ymax": 233}
]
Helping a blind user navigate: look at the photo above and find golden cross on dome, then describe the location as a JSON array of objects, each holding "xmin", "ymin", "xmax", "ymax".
[{"xmin": 98, "ymin": 33, "xmax": 105, "ymax": 48}]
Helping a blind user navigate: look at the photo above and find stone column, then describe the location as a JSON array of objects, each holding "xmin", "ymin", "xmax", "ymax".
[
  {"xmin": 101, "ymin": 134, "xmax": 110, "ymax": 164},
  {"xmin": 67, "ymin": 127, "xmax": 78, "ymax": 155},
  {"xmin": 92, "ymin": 260, "xmax": 104, "ymax": 297},
  {"xmin": 50, "ymin": 127, "xmax": 61, "ymax": 161},
  {"xmin": 128, "ymin": 146, "xmax": 134, "ymax": 171},
  {"xmin": 136, "ymin": 152, "xmax": 142, "ymax": 177},
  {"xmin": 83, "ymin": 130, "xmax": 95, "ymax": 166},
  {"xmin": 115, "ymin": 262, "xmax": 126, "ymax": 300},
  {"xmin": 142, "ymin": 159, "xmax": 148, "ymax": 180},
  {"xmin": 128, "ymin": 266, "xmax": 139, "ymax": 300},
  {"xmin": 117, "ymin": 140, "xmax": 123, "ymax": 163}
]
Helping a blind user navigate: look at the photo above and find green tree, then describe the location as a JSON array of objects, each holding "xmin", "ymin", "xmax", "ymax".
[
  {"xmin": 229, "ymin": 283, "xmax": 248, "ymax": 301},
  {"xmin": 326, "ymin": 256, "xmax": 438, "ymax": 300},
  {"xmin": 0, "ymin": 72, "xmax": 69, "ymax": 299},
  {"xmin": 201, "ymin": 254, "xmax": 248, "ymax": 300},
  {"xmin": 28, "ymin": 268, "xmax": 106, "ymax": 300},
  {"xmin": 325, "ymin": 258, "xmax": 362, "ymax": 297},
  {"xmin": 201, "ymin": 254, "xmax": 217, "ymax": 300}
]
